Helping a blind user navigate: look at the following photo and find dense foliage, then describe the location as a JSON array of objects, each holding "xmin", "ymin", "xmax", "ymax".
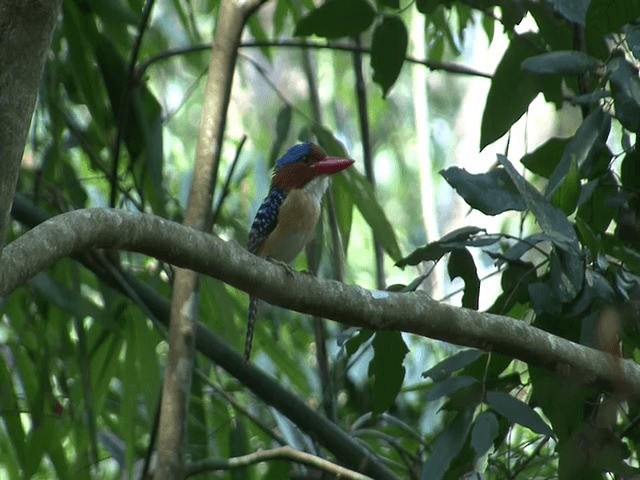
[{"xmin": 4, "ymin": 0, "xmax": 640, "ymax": 479}]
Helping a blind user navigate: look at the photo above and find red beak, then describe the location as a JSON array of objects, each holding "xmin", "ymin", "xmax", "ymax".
[{"xmin": 312, "ymin": 156, "xmax": 355, "ymax": 175}]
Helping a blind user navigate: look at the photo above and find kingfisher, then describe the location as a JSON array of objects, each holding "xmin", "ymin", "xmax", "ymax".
[{"xmin": 244, "ymin": 142, "xmax": 354, "ymax": 360}]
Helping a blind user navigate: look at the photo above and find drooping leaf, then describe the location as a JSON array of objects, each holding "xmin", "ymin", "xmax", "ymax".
[
  {"xmin": 486, "ymin": 391, "xmax": 555, "ymax": 437},
  {"xmin": 586, "ymin": 0, "xmax": 640, "ymax": 35},
  {"xmin": 481, "ymin": 33, "xmax": 543, "ymax": 149},
  {"xmin": 447, "ymin": 248, "xmax": 480, "ymax": 309},
  {"xmin": 544, "ymin": 108, "xmax": 610, "ymax": 196},
  {"xmin": 521, "ymin": 137, "xmax": 570, "ymax": 178},
  {"xmin": 345, "ymin": 328, "xmax": 374, "ymax": 356},
  {"xmin": 550, "ymin": 157, "xmax": 580, "ymax": 215},
  {"xmin": 497, "ymin": 155, "xmax": 580, "ymax": 251},
  {"xmin": 294, "ymin": 0, "xmax": 376, "ymax": 39},
  {"xmin": 577, "ymin": 172, "xmax": 618, "ymax": 233},
  {"xmin": 441, "ymin": 167, "xmax": 526, "ymax": 215},
  {"xmin": 368, "ymin": 331, "xmax": 409, "ymax": 414},
  {"xmin": 522, "ymin": 51, "xmax": 599, "ymax": 75},
  {"xmin": 371, "ymin": 15, "xmax": 408, "ymax": 97},
  {"xmin": 396, "ymin": 226, "xmax": 487, "ymax": 268},
  {"xmin": 420, "ymin": 407, "xmax": 474, "ymax": 480},
  {"xmin": 471, "ymin": 412, "xmax": 499, "ymax": 461},
  {"xmin": 423, "ymin": 349, "xmax": 483, "ymax": 382},
  {"xmin": 269, "ymin": 106, "xmax": 293, "ymax": 167},
  {"xmin": 608, "ymin": 56, "xmax": 640, "ymax": 133},
  {"xmin": 425, "ymin": 376, "xmax": 478, "ymax": 402},
  {"xmin": 546, "ymin": 0, "xmax": 589, "ymax": 25},
  {"xmin": 627, "ymin": 24, "xmax": 640, "ymax": 62},
  {"xmin": 340, "ymin": 169, "xmax": 402, "ymax": 261}
]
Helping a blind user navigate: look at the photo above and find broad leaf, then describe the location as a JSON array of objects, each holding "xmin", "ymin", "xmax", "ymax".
[
  {"xmin": 396, "ymin": 226, "xmax": 487, "ymax": 268},
  {"xmin": 521, "ymin": 137, "xmax": 570, "ymax": 178},
  {"xmin": 447, "ymin": 248, "xmax": 480, "ymax": 309},
  {"xmin": 609, "ymin": 57, "xmax": 640, "ymax": 133},
  {"xmin": 544, "ymin": 108, "xmax": 609, "ymax": 195},
  {"xmin": 368, "ymin": 331, "xmax": 409, "ymax": 414},
  {"xmin": 471, "ymin": 412, "xmax": 499, "ymax": 461},
  {"xmin": 481, "ymin": 33, "xmax": 543, "ymax": 149},
  {"xmin": 425, "ymin": 376, "xmax": 478, "ymax": 402},
  {"xmin": 522, "ymin": 51, "xmax": 599, "ymax": 75},
  {"xmin": 497, "ymin": 155, "xmax": 580, "ymax": 251},
  {"xmin": 371, "ymin": 15, "xmax": 408, "ymax": 97},
  {"xmin": 546, "ymin": 0, "xmax": 589, "ymax": 24},
  {"xmin": 420, "ymin": 408, "xmax": 474, "ymax": 480},
  {"xmin": 486, "ymin": 391, "xmax": 555, "ymax": 438},
  {"xmin": 423, "ymin": 349, "xmax": 483, "ymax": 382},
  {"xmin": 586, "ymin": 0, "xmax": 640, "ymax": 35},
  {"xmin": 441, "ymin": 167, "xmax": 526, "ymax": 215},
  {"xmin": 295, "ymin": 0, "xmax": 375, "ymax": 39},
  {"xmin": 340, "ymin": 169, "xmax": 402, "ymax": 261}
]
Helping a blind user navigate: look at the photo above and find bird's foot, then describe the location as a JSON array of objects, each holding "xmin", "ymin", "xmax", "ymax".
[{"xmin": 266, "ymin": 257, "xmax": 296, "ymax": 277}]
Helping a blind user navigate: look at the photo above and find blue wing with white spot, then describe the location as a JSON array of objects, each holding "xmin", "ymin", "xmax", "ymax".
[{"xmin": 248, "ymin": 187, "xmax": 287, "ymax": 254}]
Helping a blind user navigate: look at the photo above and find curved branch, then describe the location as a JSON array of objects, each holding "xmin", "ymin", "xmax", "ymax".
[
  {"xmin": 8, "ymin": 199, "xmax": 399, "ymax": 480},
  {"xmin": 2, "ymin": 208, "xmax": 640, "ymax": 401}
]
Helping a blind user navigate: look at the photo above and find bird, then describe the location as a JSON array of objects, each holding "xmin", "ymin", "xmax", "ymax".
[{"xmin": 244, "ymin": 142, "xmax": 355, "ymax": 361}]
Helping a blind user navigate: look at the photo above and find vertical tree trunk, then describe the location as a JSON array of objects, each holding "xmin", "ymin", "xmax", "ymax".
[{"xmin": 0, "ymin": 0, "xmax": 62, "ymax": 252}]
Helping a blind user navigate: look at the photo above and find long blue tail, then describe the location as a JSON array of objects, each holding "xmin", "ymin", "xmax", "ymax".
[{"xmin": 244, "ymin": 296, "xmax": 259, "ymax": 361}]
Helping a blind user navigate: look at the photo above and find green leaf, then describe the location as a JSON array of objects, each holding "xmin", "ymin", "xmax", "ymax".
[
  {"xmin": 521, "ymin": 137, "xmax": 570, "ymax": 178},
  {"xmin": 341, "ymin": 169, "xmax": 402, "ymax": 261},
  {"xmin": 486, "ymin": 391, "xmax": 555, "ymax": 438},
  {"xmin": 497, "ymin": 155, "xmax": 580, "ymax": 251},
  {"xmin": 447, "ymin": 248, "xmax": 480, "ymax": 309},
  {"xmin": 423, "ymin": 349, "xmax": 483, "ymax": 382},
  {"xmin": 609, "ymin": 56, "xmax": 640, "ymax": 133},
  {"xmin": 420, "ymin": 408, "xmax": 474, "ymax": 480},
  {"xmin": 294, "ymin": 0, "xmax": 376, "ymax": 39},
  {"xmin": 522, "ymin": 51, "xmax": 599, "ymax": 75},
  {"xmin": 547, "ymin": 0, "xmax": 589, "ymax": 25},
  {"xmin": 371, "ymin": 15, "xmax": 408, "ymax": 97},
  {"xmin": 441, "ymin": 167, "xmax": 526, "ymax": 215},
  {"xmin": 425, "ymin": 376, "xmax": 478, "ymax": 402},
  {"xmin": 269, "ymin": 106, "xmax": 293, "ymax": 167},
  {"xmin": 345, "ymin": 328, "xmax": 374, "ymax": 355},
  {"xmin": 481, "ymin": 33, "xmax": 543, "ymax": 149},
  {"xmin": 550, "ymin": 157, "xmax": 580, "ymax": 215},
  {"xmin": 377, "ymin": 0, "xmax": 400, "ymax": 7},
  {"xmin": 621, "ymin": 148, "xmax": 640, "ymax": 191},
  {"xmin": 368, "ymin": 331, "xmax": 408, "ymax": 415},
  {"xmin": 396, "ymin": 226, "xmax": 487, "ymax": 268},
  {"xmin": 0, "ymin": 358, "xmax": 27, "ymax": 470},
  {"xmin": 545, "ymin": 108, "xmax": 610, "ymax": 194},
  {"xmin": 586, "ymin": 0, "xmax": 640, "ymax": 34},
  {"xmin": 471, "ymin": 412, "xmax": 499, "ymax": 461},
  {"xmin": 577, "ymin": 172, "xmax": 618, "ymax": 233}
]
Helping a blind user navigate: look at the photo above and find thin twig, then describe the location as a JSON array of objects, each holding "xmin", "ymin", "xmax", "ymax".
[
  {"xmin": 110, "ymin": 0, "xmax": 155, "ymax": 208},
  {"xmin": 186, "ymin": 446, "xmax": 374, "ymax": 479},
  {"xmin": 136, "ymin": 40, "xmax": 493, "ymax": 81},
  {"xmin": 211, "ymin": 135, "xmax": 247, "ymax": 227}
]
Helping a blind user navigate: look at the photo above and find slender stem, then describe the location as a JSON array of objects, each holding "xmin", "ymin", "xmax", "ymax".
[
  {"xmin": 136, "ymin": 40, "xmax": 493, "ymax": 81},
  {"xmin": 110, "ymin": 0, "xmax": 155, "ymax": 208},
  {"xmin": 352, "ymin": 36, "xmax": 386, "ymax": 290},
  {"xmin": 186, "ymin": 446, "xmax": 374, "ymax": 479}
]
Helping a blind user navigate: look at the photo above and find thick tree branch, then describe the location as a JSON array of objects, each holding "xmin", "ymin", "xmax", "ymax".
[
  {"xmin": 0, "ymin": 0, "xmax": 62, "ymax": 251},
  {"xmin": 9, "ymin": 196, "xmax": 398, "ymax": 480},
  {"xmin": 2, "ymin": 208, "xmax": 640, "ymax": 402}
]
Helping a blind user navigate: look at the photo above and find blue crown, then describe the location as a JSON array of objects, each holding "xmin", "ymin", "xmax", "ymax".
[{"xmin": 276, "ymin": 143, "xmax": 313, "ymax": 169}]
